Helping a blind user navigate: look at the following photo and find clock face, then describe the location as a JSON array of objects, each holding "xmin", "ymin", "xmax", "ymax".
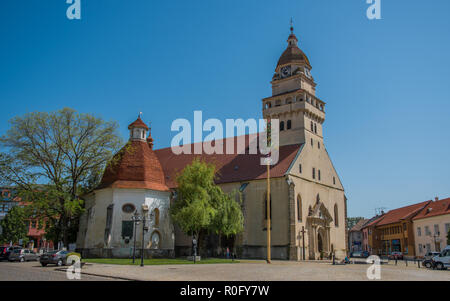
[{"xmin": 281, "ymin": 66, "xmax": 291, "ymax": 78}]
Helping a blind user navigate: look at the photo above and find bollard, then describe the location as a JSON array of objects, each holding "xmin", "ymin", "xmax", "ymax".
[
  {"xmin": 405, "ymin": 259, "xmax": 408, "ymax": 267},
  {"xmin": 395, "ymin": 258, "xmax": 397, "ymax": 265}
]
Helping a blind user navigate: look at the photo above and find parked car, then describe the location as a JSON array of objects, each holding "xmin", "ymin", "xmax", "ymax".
[
  {"xmin": 351, "ymin": 251, "xmax": 370, "ymax": 258},
  {"xmin": 8, "ymin": 249, "xmax": 39, "ymax": 262},
  {"xmin": 432, "ymin": 246, "xmax": 450, "ymax": 270},
  {"xmin": 388, "ymin": 251, "xmax": 403, "ymax": 260},
  {"xmin": 422, "ymin": 252, "xmax": 440, "ymax": 268},
  {"xmin": 39, "ymin": 250, "xmax": 69, "ymax": 267},
  {"xmin": 0, "ymin": 246, "xmax": 22, "ymax": 261}
]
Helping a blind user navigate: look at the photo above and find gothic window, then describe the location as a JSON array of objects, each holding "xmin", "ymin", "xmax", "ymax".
[
  {"xmin": 318, "ymin": 141, "xmax": 320, "ymax": 149},
  {"xmin": 287, "ymin": 120, "xmax": 292, "ymax": 130},
  {"xmin": 275, "ymin": 99, "xmax": 281, "ymax": 107},
  {"xmin": 280, "ymin": 121, "xmax": 285, "ymax": 131},
  {"xmin": 312, "ymin": 168, "xmax": 316, "ymax": 179},
  {"xmin": 311, "ymin": 138, "xmax": 313, "ymax": 146},
  {"xmin": 297, "ymin": 194, "xmax": 302, "ymax": 222},
  {"xmin": 314, "ymin": 123, "xmax": 317, "ymax": 133},
  {"xmin": 316, "ymin": 194, "xmax": 320, "ymax": 204},
  {"xmin": 311, "ymin": 121, "xmax": 314, "ymax": 131},
  {"xmin": 104, "ymin": 204, "xmax": 114, "ymax": 243},
  {"xmin": 334, "ymin": 204, "xmax": 339, "ymax": 227},
  {"xmin": 318, "ymin": 170, "xmax": 321, "ymax": 181},
  {"xmin": 153, "ymin": 208, "xmax": 160, "ymax": 227},
  {"xmin": 299, "ymin": 164, "xmax": 302, "ymax": 174},
  {"xmin": 333, "ymin": 177, "xmax": 336, "ymax": 185}
]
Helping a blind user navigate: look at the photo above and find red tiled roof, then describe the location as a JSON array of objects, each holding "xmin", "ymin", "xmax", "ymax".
[
  {"xmin": 128, "ymin": 117, "xmax": 149, "ymax": 130},
  {"xmin": 98, "ymin": 140, "xmax": 169, "ymax": 191},
  {"xmin": 374, "ymin": 201, "xmax": 431, "ymax": 226},
  {"xmin": 363, "ymin": 215, "xmax": 386, "ymax": 228},
  {"xmin": 413, "ymin": 198, "xmax": 450, "ymax": 220},
  {"xmin": 154, "ymin": 134, "xmax": 302, "ymax": 189}
]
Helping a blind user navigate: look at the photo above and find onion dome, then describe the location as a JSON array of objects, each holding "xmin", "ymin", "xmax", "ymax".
[
  {"xmin": 276, "ymin": 25, "xmax": 311, "ymax": 69},
  {"xmin": 98, "ymin": 116, "xmax": 168, "ymax": 191}
]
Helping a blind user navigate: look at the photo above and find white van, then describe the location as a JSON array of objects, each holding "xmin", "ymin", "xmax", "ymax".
[{"xmin": 432, "ymin": 245, "xmax": 450, "ymax": 270}]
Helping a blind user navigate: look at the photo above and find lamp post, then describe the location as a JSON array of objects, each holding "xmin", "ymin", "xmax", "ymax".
[
  {"xmin": 132, "ymin": 210, "xmax": 141, "ymax": 264},
  {"xmin": 433, "ymin": 232, "xmax": 441, "ymax": 252}
]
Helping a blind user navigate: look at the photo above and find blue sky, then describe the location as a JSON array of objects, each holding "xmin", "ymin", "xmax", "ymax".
[{"xmin": 1, "ymin": 0, "xmax": 449, "ymax": 218}]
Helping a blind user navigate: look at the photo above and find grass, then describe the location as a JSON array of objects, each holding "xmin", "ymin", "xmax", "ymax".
[{"xmin": 82, "ymin": 258, "xmax": 240, "ymax": 265}]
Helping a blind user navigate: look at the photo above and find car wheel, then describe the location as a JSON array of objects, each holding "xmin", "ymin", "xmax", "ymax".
[
  {"xmin": 20, "ymin": 257, "xmax": 25, "ymax": 262},
  {"xmin": 425, "ymin": 262, "xmax": 432, "ymax": 268},
  {"xmin": 435, "ymin": 262, "xmax": 444, "ymax": 270},
  {"xmin": 57, "ymin": 259, "xmax": 63, "ymax": 266},
  {"xmin": 41, "ymin": 263, "xmax": 47, "ymax": 267}
]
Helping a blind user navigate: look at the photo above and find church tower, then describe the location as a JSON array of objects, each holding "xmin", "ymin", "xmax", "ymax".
[{"xmin": 262, "ymin": 24, "xmax": 326, "ymax": 147}]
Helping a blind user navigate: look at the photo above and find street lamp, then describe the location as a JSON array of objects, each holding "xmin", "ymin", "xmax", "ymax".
[
  {"xmin": 131, "ymin": 210, "xmax": 141, "ymax": 264},
  {"xmin": 433, "ymin": 231, "xmax": 441, "ymax": 252}
]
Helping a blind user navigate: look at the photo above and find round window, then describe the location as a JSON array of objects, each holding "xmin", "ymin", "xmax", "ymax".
[{"xmin": 122, "ymin": 203, "xmax": 135, "ymax": 214}]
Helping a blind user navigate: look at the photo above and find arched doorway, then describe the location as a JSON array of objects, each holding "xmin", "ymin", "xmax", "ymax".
[{"xmin": 318, "ymin": 233, "xmax": 323, "ymax": 253}]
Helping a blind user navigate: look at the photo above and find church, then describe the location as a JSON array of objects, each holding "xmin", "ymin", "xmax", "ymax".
[{"xmin": 76, "ymin": 26, "xmax": 348, "ymax": 260}]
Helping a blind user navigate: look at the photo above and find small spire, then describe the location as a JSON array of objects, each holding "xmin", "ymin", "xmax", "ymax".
[
  {"xmin": 139, "ymin": 112, "xmax": 143, "ymax": 118},
  {"xmin": 290, "ymin": 17, "xmax": 294, "ymax": 34}
]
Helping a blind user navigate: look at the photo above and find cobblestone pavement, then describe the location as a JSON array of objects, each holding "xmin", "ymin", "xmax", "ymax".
[
  {"xmin": 1, "ymin": 259, "xmax": 449, "ymax": 281},
  {"xmin": 0, "ymin": 261, "xmax": 122, "ymax": 281},
  {"xmin": 73, "ymin": 259, "xmax": 450, "ymax": 281}
]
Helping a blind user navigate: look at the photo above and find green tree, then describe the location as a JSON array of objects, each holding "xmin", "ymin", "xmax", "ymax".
[
  {"xmin": 347, "ymin": 217, "xmax": 365, "ymax": 230},
  {"xmin": 170, "ymin": 159, "xmax": 244, "ymax": 253},
  {"xmin": 0, "ymin": 108, "xmax": 123, "ymax": 247},
  {"xmin": 0, "ymin": 206, "xmax": 28, "ymax": 245},
  {"xmin": 211, "ymin": 190, "xmax": 244, "ymax": 249}
]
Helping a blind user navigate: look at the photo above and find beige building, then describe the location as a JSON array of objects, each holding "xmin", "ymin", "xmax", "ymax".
[
  {"xmin": 413, "ymin": 197, "xmax": 450, "ymax": 256},
  {"xmin": 77, "ymin": 26, "xmax": 347, "ymax": 260},
  {"xmin": 155, "ymin": 26, "xmax": 347, "ymax": 260}
]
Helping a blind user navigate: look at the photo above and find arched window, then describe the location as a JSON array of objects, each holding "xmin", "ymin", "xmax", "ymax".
[
  {"xmin": 280, "ymin": 121, "xmax": 285, "ymax": 131},
  {"xmin": 310, "ymin": 121, "xmax": 314, "ymax": 131},
  {"xmin": 153, "ymin": 208, "xmax": 160, "ymax": 227},
  {"xmin": 314, "ymin": 123, "xmax": 317, "ymax": 134},
  {"xmin": 287, "ymin": 120, "xmax": 292, "ymax": 130},
  {"xmin": 334, "ymin": 204, "xmax": 339, "ymax": 227},
  {"xmin": 297, "ymin": 194, "xmax": 302, "ymax": 222}
]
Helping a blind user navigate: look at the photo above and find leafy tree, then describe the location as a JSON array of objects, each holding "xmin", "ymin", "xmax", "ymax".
[
  {"xmin": 0, "ymin": 206, "xmax": 28, "ymax": 245},
  {"xmin": 0, "ymin": 108, "xmax": 123, "ymax": 247},
  {"xmin": 347, "ymin": 217, "xmax": 365, "ymax": 230},
  {"xmin": 170, "ymin": 159, "xmax": 244, "ymax": 253},
  {"xmin": 211, "ymin": 190, "xmax": 244, "ymax": 249}
]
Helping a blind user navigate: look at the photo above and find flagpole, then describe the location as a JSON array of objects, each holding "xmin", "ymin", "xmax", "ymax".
[{"xmin": 267, "ymin": 118, "xmax": 271, "ymax": 264}]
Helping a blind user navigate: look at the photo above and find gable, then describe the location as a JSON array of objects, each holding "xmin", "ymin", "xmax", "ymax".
[{"xmin": 285, "ymin": 142, "xmax": 344, "ymax": 191}]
